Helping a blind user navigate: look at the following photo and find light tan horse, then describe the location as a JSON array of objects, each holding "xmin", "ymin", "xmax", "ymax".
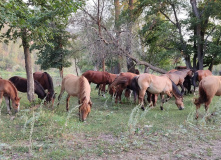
[
  {"xmin": 136, "ymin": 73, "xmax": 184, "ymax": 110},
  {"xmin": 0, "ymin": 79, "xmax": 21, "ymax": 114},
  {"xmin": 58, "ymin": 74, "xmax": 92, "ymax": 121},
  {"xmin": 194, "ymin": 75, "xmax": 221, "ymax": 119}
]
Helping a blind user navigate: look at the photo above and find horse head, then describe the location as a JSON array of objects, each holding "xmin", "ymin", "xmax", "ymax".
[
  {"xmin": 12, "ymin": 97, "xmax": 21, "ymax": 113},
  {"xmin": 175, "ymin": 96, "xmax": 184, "ymax": 110},
  {"xmin": 79, "ymin": 97, "xmax": 92, "ymax": 122}
]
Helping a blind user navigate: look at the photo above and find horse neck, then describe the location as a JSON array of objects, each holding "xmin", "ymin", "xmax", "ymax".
[
  {"xmin": 79, "ymin": 76, "xmax": 89, "ymax": 103},
  {"xmin": 7, "ymin": 81, "xmax": 18, "ymax": 100}
]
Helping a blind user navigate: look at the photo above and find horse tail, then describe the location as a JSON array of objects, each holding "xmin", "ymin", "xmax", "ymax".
[
  {"xmin": 58, "ymin": 77, "xmax": 66, "ymax": 100},
  {"xmin": 194, "ymin": 81, "xmax": 207, "ymax": 106},
  {"xmin": 171, "ymin": 80, "xmax": 183, "ymax": 98},
  {"xmin": 130, "ymin": 76, "xmax": 140, "ymax": 94},
  {"xmin": 192, "ymin": 72, "xmax": 199, "ymax": 88}
]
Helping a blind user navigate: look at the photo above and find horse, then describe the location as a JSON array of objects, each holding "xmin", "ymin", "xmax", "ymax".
[
  {"xmin": 110, "ymin": 72, "xmax": 138, "ymax": 103},
  {"xmin": 135, "ymin": 73, "xmax": 184, "ymax": 110},
  {"xmin": 82, "ymin": 70, "xmax": 112, "ymax": 95},
  {"xmin": 9, "ymin": 76, "xmax": 46, "ymax": 100},
  {"xmin": 98, "ymin": 73, "xmax": 118, "ymax": 96},
  {"xmin": 0, "ymin": 78, "xmax": 21, "ymax": 114},
  {"xmin": 194, "ymin": 75, "xmax": 221, "ymax": 119},
  {"xmin": 192, "ymin": 70, "xmax": 213, "ymax": 93},
  {"xmin": 166, "ymin": 69, "xmax": 193, "ymax": 94},
  {"xmin": 58, "ymin": 74, "xmax": 92, "ymax": 122},
  {"xmin": 33, "ymin": 72, "xmax": 55, "ymax": 104}
]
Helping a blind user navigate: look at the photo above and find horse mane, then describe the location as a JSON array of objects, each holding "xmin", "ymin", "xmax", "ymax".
[
  {"xmin": 110, "ymin": 75, "xmax": 128, "ymax": 88},
  {"xmin": 79, "ymin": 76, "xmax": 88, "ymax": 104},
  {"xmin": 170, "ymin": 80, "xmax": 183, "ymax": 98},
  {"xmin": 43, "ymin": 72, "xmax": 54, "ymax": 93},
  {"xmin": 34, "ymin": 80, "xmax": 46, "ymax": 96}
]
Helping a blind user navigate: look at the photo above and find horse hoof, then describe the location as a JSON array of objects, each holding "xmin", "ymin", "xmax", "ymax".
[
  {"xmin": 141, "ymin": 106, "xmax": 145, "ymax": 111},
  {"xmin": 179, "ymin": 107, "xmax": 184, "ymax": 110},
  {"xmin": 160, "ymin": 106, "xmax": 163, "ymax": 110}
]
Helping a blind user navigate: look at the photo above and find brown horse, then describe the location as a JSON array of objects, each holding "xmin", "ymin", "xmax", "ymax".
[
  {"xmin": 9, "ymin": 76, "xmax": 46, "ymax": 100},
  {"xmin": 0, "ymin": 79, "xmax": 21, "ymax": 114},
  {"xmin": 110, "ymin": 72, "xmax": 138, "ymax": 103},
  {"xmin": 82, "ymin": 70, "xmax": 112, "ymax": 95},
  {"xmin": 192, "ymin": 70, "xmax": 213, "ymax": 93},
  {"xmin": 33, "ymin": 72, "xmax": 55, "ymax": 104},
  {"xmin": 58, "ymin": 74, "xmax": 92, "ymax": 122},
  {"xmin": 166, "ymin": 69, "xmax": 193, "ymax": 94},
  {"xmin": 136, "ymin": 73, "xmax": 184, "ymax": 110},
  {"xmin": 194, "ymin": 75, "xmax": 221, "ymax": 119}
]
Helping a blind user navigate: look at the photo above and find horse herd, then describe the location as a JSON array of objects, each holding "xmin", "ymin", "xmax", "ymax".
[{"xmin": 0, "ymin": 69, "xmax": 219, "ymax": 121}]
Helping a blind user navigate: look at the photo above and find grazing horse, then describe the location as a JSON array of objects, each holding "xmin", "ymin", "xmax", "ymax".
[
  {"xmin": 0, "ymin": 79, "xmax": 21, "ymax": 114},
  {"xmin": 33, "ymin": 72, "xmax": 55, "ymax": 104},
  {"xmin": 166, "ymin": 69, "xmax": 193, "ymax": 94},
  {"xmin": 136, "ymin": 73, "xmax": 184, "ymax": 110},
  {"xmin": 9, "ymin": 76, "xmax": 46, "ymax": 100},
  {"xmin": 82, "ymin": 70, "xmax": 112, "ymax": 95},
  {"xmin": 192, "ymin": 70, "xmax": 213, "ymax": 93},
  {"xmin": 194, "ymin": 75, "xmax": 221, "ymax": 119},
  {"xmin": 58, "ymin": 74, "xmax": 92, "ymax": 122},
  {"xmin": 110, "ymin": 72, "xmax": 138, "ymax": 103}
]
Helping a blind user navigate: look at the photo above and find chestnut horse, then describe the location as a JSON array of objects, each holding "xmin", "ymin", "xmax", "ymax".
[
  {"xmin": 82, "ymin": 70, "xmax": 112, "ymax": 92},
  {"xmin": 166, "ymin": 69, "xmax": 193, "ymax": 94},
  {"xmin": 9, "ymin": 76, "xmax": 46, "ymax": 100},
  {"xmin": 0, "ymin": 79, "xmax": 21, "ymax": 114},
  {"xmin": 33, "ymin": 72, "xmax": 55, "ymax": 104},
  {"xmin": 136, "ymin": 73, "xmax": 184, "ymax": 110},
  {"xmin": 192, "ymin": 70, "xmax": 213, "ymax": 93},
  {"xmin": 110, "ymin": 72, "xmax": 138, "ymax": 103},
  {"xmin": 58, "ymin": 74, "xmax": 92, "ymax": 121},
  {"xmin": 194, "ymin": 75, "xmax": 221, "ymax": 119}
]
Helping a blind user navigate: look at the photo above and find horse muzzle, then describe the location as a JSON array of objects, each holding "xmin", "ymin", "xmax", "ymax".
[{"xmin": 179, "ymin": 106, "xmax": 184, "ymax": 110}]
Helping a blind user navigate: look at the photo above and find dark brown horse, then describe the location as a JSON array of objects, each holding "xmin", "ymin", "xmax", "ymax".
[
  {"xmin": 82, "ymin": 70, "xmax": 112, "ymax": 94},
  {"xmin": 9, "ymin": 76, "xmax": 46, "ymax": 100},
  {"xmin": 58, "ymin": 74, "xmax": 92, "ymax": 121},
  {"xmin": 33, "ymin": 72, "xmax": 55, "ymax": 104},
  {"xmin": 194, "ymin": 75, "xmax": 220, "ymax": 119},
  {"xmin": 192, "ymin": 70, "xmax": 213, "ymax": 93},
  {"xmin": 110, "ymin": 72, "xmax": 138, "ymax": 103},
  {"xmin": 166, "ymin": 69, "xmax": 193, "ymax": 94},
  {"xmin": 0, "ymin": 79, "xmax": 21, "ymax": 114}
]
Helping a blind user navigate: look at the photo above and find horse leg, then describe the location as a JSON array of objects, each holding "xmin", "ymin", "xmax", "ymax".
[
  {"xmin": 204, "ymin": 98, "xmax": 212, "ymax": 117},
  {"xmin": 0, "ymin": 93, "xmax": 3, "ymax": 112},
  {"xmin": 139, "ymin": 89, "xmax": 146, "ymax": 110},
  {"xmin": 66, "ymin": 95, "xmax": 71, "ymax": 112},
  {"xmin": 4, "ymin": 96, "xmax": 12, "ymax": 115},
  {"xmin": 179, "ymin": 84, "xmax": 185, "ymax": 95},
  {"xmin": 160, "ymin": 93, "xmax": 165, "ymax": 110}
]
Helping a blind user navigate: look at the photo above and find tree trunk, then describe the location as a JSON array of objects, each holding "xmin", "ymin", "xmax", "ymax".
[
  {"xmin": 190, "ymin": 0, "xmax": 204, "ymax": 70},
  {"xmin": 114, "ymin": 0, "xmax": 121, "ymax": 73},
  {"xmin": 126, "ymin": 0, "xmax": 135, "ymax": 72},
  {"xmin": 74, "ymin": 58, "xmax": 79, "ymax": 76},
  {"xmin": 22, "ymin": 28, "xmax": 35, "ymax": 101}
]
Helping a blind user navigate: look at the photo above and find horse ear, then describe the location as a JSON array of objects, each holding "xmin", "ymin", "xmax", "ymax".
[{"xmin": 89, "ymin": 99, "xmax": 93, "ymax": 107}]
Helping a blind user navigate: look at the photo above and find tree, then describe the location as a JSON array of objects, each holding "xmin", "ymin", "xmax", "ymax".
[
  {"xmin": 0, "ymin": 0, "xmax": 82, "ymax": 101},
  {"xmin": 31, "ymin": 28, "xmax": 74, "ymax": 78}
]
